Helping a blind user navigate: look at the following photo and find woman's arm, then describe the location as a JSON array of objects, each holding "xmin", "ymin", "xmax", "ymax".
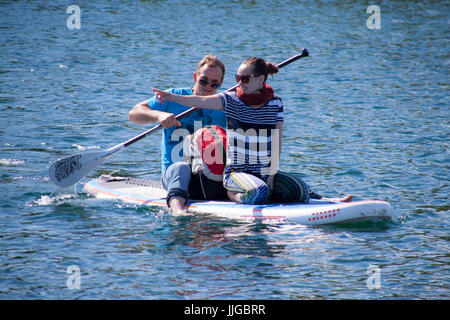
[{"xmin": 152, "ymin": 88, "xmax": 222, "ymax": 110}]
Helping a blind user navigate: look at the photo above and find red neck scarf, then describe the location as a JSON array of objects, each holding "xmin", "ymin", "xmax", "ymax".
[{"xmin": 236, "ymin": 83, "xmax": 274, "ymax": 106}]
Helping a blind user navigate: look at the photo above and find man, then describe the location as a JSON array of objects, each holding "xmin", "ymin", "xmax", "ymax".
[{"xmin": 129, "ymin": 55, "xmax": 226, "ymax": 214}]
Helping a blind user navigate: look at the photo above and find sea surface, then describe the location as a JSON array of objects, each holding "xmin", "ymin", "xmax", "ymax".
[{"xmin": 0, "ymin": 0, "xmax": 448, "ymax": 300}]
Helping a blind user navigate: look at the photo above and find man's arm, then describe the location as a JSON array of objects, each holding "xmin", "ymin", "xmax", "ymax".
[
  {"xmin": 128, "ymin": 100, "xmax": 181, "ymax": 129},
  {"xmin": 152, "ymin": 89, "xmax": 222, "ymax": 110}
]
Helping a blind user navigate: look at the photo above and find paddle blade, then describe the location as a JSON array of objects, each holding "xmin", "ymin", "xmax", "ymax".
[{"xmin": 49, "ymin": 145, "xmax": 123, "ymax": 188}]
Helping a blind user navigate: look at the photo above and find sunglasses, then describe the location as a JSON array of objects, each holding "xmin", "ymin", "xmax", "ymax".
[
  {"xmin": 198, "ymin": 78, "xmax": 221, "ymax": 89},
  {"xmin": 235, "ymin": 74, "xmax": 261, "ymax": 84}
]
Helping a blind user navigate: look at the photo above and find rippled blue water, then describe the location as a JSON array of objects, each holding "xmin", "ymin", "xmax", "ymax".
[{"xmin": 1, "ymin": 0, "xmax": 448, "ymax": 300}]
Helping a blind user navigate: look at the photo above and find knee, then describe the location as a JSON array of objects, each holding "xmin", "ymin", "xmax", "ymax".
[
  {"xmin": 240, "ymin": 184, "xmax": 270, "ymax": 205},
  {"xmin": 224, "ymin": 171, "xmax": 270, "ymax": 205},
  {"xmin": 272, "ymin": 172, "xmax": 310, "ymax": 203},
  {"xmin": 163, "ymin": 162, "xmax": 191, "ymax": 206},
  {"xmin": 164, "ymin": 162, "xmax": 191, "ymax": 183},
  {"xmin": 168, "ymin": 162, "xmax": 190, "ymax": 175},
  {"xmin": 162, "ymin": 161, "xmax": 191, "ymax": 191},
  {"xmin": 296, "ymin": 178, "xmax": 310, "ymax": 203}
]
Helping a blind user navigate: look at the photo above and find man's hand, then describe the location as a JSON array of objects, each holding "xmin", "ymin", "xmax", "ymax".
[{"xmin": 157, "ymin": 112, "xmax": 181, "ymax": 129}]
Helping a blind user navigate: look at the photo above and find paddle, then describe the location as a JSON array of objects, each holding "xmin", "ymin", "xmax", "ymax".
[{"xmin": 49, "ymin": 49, "xmax": 309, "ymax": 188}]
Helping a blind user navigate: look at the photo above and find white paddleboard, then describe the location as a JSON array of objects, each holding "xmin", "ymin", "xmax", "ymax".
[{"xmin": 83, "ymin": 175, "xmax": 394, "ymax": 225}]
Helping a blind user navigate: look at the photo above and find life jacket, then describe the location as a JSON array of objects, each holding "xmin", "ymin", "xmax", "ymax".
[{"xmin": 184, "ymin": 125, "xmax": 228, "ymax": 200}]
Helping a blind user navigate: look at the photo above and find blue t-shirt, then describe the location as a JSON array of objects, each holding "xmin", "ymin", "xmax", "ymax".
[{"xmin": 148, "ymin": 87, "xmax": 226, "ymax": 173}]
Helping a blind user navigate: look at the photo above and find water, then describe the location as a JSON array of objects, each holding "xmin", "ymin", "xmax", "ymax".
[{"xmin": 0, "ymin": 0, "xmax": 448, "ymax": 299}]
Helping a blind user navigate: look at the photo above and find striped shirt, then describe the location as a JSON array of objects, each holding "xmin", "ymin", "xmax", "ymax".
[{"xmin": 218, "ymin": 90, "xmax": 283, "ymax": 180}]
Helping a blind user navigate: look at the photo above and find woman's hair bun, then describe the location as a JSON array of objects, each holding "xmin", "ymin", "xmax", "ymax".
[{"xmin": 266, "ymin": 62, "xmax": 279, "ymax": 75}]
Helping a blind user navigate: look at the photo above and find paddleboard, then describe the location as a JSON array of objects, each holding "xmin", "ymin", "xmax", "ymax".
[{"xmin": 83, "ymin": 175, "xmax": 394, "ymax": 225}]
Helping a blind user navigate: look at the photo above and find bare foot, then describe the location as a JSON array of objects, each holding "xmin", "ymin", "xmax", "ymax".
[
  {"xmin": 168, "ymin": 196, "xmax": 188, "ymax": 215},
  {"xmin": 338, "ymin": 194, "xmax": 353, "ymax": 202},
  {"xmin": 170, "ymin": 208, "xmax": 189, "ymax": 216},
  {"xmin": 322, "ymin": 194, "xmax": 353, "ymax": 202}
]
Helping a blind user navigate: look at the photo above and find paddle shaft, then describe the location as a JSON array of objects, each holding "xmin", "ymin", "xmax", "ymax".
[{"xmin": 123, "ymin": 48, "xmax": 309, "ymax": 148}]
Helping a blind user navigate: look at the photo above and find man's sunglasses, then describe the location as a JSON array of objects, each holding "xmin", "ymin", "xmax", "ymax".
[
  {"xmin": 198, "ymin": 78, "xmax": 221, "ymax": 89},
  {"xmin": 235, "ymin": 74, "xmax": 261, "ymax": 84}
]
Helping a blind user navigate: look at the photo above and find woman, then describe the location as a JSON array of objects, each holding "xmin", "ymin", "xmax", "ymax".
[{"xmin": 153, "ymin": 57, "xmax": 352, "ymax": 204}]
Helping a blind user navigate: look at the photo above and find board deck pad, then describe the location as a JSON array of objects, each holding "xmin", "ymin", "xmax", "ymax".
[{"xmin": 83, "ymin": 175, "xmax": 394, "ymax": 225}]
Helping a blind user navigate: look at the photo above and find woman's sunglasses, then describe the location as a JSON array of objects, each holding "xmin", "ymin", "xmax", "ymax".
[
  {"xmin": 198, "ymin": 78, "xmax": 221, "ymax": 89},
  {"xmin": 235, "ymin": 74, "xmax": 261, "ymax": 84}
]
